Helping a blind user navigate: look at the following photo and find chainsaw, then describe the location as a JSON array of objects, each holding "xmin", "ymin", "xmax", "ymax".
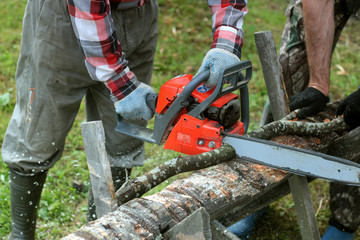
[{"xmin": 115, "ymin": 61, "xmax": 360, "ymax": 185}]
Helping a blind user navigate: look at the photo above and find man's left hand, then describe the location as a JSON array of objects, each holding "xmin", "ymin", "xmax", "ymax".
[
  {"xmin": 115, "ymin": 83, "xmax": 155, "ymax": 121},
  {"xmin": 288, "ymin": 87, "xmax": 329, "ymax": 118}
]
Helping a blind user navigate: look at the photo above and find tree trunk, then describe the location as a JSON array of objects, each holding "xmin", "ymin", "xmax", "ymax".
[{"xmin": 63, "ymin": 105, "xmax": 359, "ymax": 240}]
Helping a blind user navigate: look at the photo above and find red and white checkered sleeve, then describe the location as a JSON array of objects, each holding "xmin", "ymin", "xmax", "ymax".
[
  {"xmin": 207, "ymin": 0, "xmax": 248, "ymax": 59},
  {"xmin": 66, "ymin": 0, "xmax": 139, "ymax": 101}
]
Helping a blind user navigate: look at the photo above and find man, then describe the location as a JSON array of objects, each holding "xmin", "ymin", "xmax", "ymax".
[
  {"xmin": 1, "ymin": 0, "xmax": 248, "ymax": 239},
  {"xmin": 284, "ymin": 0, "xmax": 360, "ymax": 239},
  {"xmin": 284, "ymin": 0, "xmax": 360, "ymax": 131},
  {"xmin": 229, "ymin": 0, "xmax": 360, "ymax": 239}
]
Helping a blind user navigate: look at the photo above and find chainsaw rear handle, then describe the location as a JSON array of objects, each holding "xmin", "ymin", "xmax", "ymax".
[
  {"xmin": 145, "ymin": 92, "xmax": 158, "ymax": 113},
  {"xmin": 240, "ymin": 85, "xmax": 249, "ymax": 133},
  {"xmin": 145, "ymin": 60, "xmax": 251, "ymax": 113}
]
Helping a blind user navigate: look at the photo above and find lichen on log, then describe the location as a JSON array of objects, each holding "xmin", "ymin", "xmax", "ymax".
[
  {"xmin": 248, "ymin": 111, "xmax": 347, "ymax": 140},
  {"xmin": 116, "ymin": 144, "xmax": 236, "ymax": 205}
]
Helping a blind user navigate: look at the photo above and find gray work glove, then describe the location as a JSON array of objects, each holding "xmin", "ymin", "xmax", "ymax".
[
  {"xmin": 115, "ymin": 83, "xmax": 155, "ymax": 121},
  {"xmin": 289, "ymin": 87, "xmax": 329, "ymax": 119},
  {"xmin": 195, "ymin": 48, "xmax": 241, "ymax": 87},
  {"xmin": 336, "ymin": 89, "xmax": 360, "ymax": 130}
]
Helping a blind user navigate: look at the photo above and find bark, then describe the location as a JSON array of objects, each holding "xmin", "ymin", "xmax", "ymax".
[
  {"xmin": 63, "ymin": 106, "xmax": 359, "ymax": 240},
  {"xmin": 248, "ymin": 113, "xmax": 347, "ymax": 140},
  {"xmin": 64, "ymin": 159, "xmax": 289, "ymax": 240}
]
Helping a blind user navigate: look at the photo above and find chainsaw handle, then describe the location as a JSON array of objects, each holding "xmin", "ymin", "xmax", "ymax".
[
  {"xmin": 240, "ymin": 85, "xmax": 249, "ymax": 133},
  {"xmin": 146, "ymin": 61, "xmax": 252, "ymax": 114},
  {"xmin": 187, "ymin": 61, "xmax": 252, "ymax": 119}
]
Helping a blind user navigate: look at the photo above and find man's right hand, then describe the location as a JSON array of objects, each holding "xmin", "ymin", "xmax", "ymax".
[
  {"xmin": 336, "ymin": 89, "xmax": 360, "ymax": 130},
  {"xmin": 288, "ymin": 87, "xmax": 329, "ymax": 119}
]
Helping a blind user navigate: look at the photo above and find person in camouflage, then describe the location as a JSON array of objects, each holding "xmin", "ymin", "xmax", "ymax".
[
  {"xmin": 281, "ymin": 0, "xmax": 360, "ymax": 238},
  {"xmin": 229, "ymin": 0, "xmax": 360, "ymax": 239},
  {"xmin": 280, "ymin": 0, "xmax": 355, "ymax": 97}
]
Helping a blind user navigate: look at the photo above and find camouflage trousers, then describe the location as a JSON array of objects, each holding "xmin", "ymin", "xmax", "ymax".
[{"xmin": 279, "ymin": 0, "xmax": 360, "ymax": 232}]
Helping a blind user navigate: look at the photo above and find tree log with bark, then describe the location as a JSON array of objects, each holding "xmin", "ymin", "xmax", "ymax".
[{"xmin": 63, "ymin": 103, "xmax": 360, "ymax": 240}]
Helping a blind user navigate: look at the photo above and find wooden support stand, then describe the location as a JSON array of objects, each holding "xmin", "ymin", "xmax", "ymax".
[
  {"xmin": 254, "ymin": 30, "xmax": 321, "ymax": 240},
  {"xmin": 81, "ymin": 121, "xmax": 118, "ymax": 218},
  {"xmin": 162, "ymin": 207, "xmax": 241, "ymax": 240}
]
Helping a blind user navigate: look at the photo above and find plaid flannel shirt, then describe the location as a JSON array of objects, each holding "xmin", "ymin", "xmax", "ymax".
[{"xmin": 66, "ymin": 0, "xmax": 247, "ymax": 101}]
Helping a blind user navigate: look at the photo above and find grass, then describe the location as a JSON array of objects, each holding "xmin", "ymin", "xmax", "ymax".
[{"xmin": 0, "ymin": 0, "xmax": 359, "ymax": 239}]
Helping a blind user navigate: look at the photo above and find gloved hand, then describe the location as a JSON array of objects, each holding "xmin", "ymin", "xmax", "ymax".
[
  {"xmin": 288, "ymin": 87, "xmax": 329, "ymax": 119},
  {"xmin": 336, "ymin": 89, "xmax": 360, "ymax": 130},
  {"xmin": 195, "ymin": 48, "xmax": 241, "ymax": 87},
  {"xmin": 115, "ymin": 82, "xmax": 155, "ymax": 121}
]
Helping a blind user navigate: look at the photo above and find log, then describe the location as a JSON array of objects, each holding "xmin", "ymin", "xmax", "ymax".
[
  {"xmin": 63, "ymin": 106, "xmax": 359, "ymax": 240},
  {"xmin": 328, "ymin": 126, "xmax": 360, "ymax": 161},
  {"xmin": 63, "ymin": 159, "xmax": 288, "ymax": 240}
]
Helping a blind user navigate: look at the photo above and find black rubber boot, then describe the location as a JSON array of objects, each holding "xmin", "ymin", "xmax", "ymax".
[
  {"xmin": 87, "ymin": 167, "xmax": 130, "ymax": 222},
  {"xmin": 8, "ymin": 170, "xmax": 47, "ymax": 240}
]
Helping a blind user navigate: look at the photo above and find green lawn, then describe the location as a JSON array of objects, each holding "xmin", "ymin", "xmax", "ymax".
[{"xmin": 0, "ymin": 0, "xmax": 359, "ymax": 239}]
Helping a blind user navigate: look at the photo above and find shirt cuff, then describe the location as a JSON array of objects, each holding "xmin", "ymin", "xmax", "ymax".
[
  {"xmin": 105, "ymin": 66, "xmax": 140, "ymax": 101},
  {"xmin": 211, "ymin": 26, "xmax": 243, "ymax": 59}
]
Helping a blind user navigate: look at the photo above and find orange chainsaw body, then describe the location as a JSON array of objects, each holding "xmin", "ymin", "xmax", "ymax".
[{"xmin": 155, "ymin": 74, "xmax": 245, "ymax": 155}]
